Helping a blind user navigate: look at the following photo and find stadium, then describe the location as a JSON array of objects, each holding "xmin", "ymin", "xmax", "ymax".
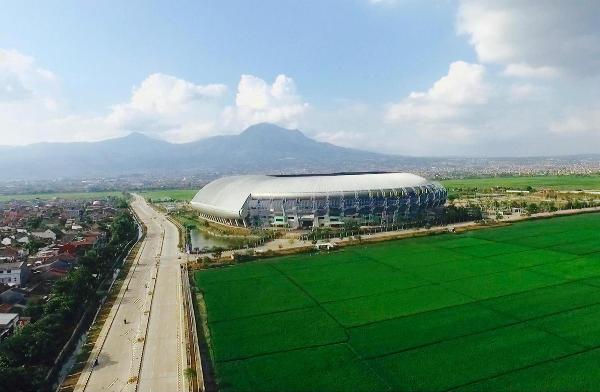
[{"xmin": 190, "ymin": 172, "xmax": 447, "ymax": 229}]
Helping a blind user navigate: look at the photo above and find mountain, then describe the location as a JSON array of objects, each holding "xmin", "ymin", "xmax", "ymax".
[{"xmin": 0, "ymin": 123, "xmax": 405, "ymax": 180}]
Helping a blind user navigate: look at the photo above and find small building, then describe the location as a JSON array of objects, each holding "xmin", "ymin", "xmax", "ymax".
[
  {"xmin": 0, "ymin": 247, "xmax": 19, "ymax": 262},
  {"xmin": 0, "ymin": 287, "xmax": 27, "ymax": 305},
  {"xmin": 0, "ymin": 262, "xmax": 29, "ymax": 286},
  {"xmin": 315, "ymin": 242, "xmax": 337, "ymax": 250},
  {"xmin": 0, "ymin": 313, "xmax": 19, "ymax": 341},
  {"xmin": 31, "ymin": 229, "xmax": 57, "ymax": 241},
  {"xmin": 61, "ymin": 208, "xmax": 82, "ymax": 220}
]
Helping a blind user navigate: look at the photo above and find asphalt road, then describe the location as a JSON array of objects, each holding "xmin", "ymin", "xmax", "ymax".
[{"xmin": 75, "ymin": 194, "xmax": 185, "ymax": 392}]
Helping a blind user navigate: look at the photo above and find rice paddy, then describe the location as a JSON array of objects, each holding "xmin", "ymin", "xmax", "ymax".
[
  {"xmin": 441, "ymin": 174, "xmax": 600, "ymax": 191},
  {"xmin": 195, "ymin": 212, "xmax": 600, "ymax": 391}
]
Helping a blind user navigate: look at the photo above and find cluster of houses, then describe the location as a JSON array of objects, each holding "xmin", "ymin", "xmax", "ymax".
[{"xmin": 0, "ymin": 197, "xmax": 118, "ymax": 341}]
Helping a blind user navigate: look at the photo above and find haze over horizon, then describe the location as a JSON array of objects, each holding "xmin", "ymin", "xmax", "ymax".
[
  {"xmin": 1, "ymin": 123, "xmax": 599, "ymax": 161},
  {"xmin": 1, "ymin": 1, "xmax": 599, "ymax": 156}
]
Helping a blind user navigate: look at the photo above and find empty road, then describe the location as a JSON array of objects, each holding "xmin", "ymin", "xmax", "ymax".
[{"xmin": 75, "ymin": 194, "xmax": 186, "ymax": 392}]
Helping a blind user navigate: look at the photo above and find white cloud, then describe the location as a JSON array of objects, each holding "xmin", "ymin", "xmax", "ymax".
[
  {"xmin": 0, "ymin": 49, "xmax": 58, "ymax": 104},
  {"xmin": 457, "ymin": 1, "xmax": 600, "ymax": 76},
  {"xmin": 0, "ymin": 51, "xmax": 309, "ymax": 146},
  {"xmin": 365, "ymin": 61, "xmax": 498, "ymax": 155},
  {"xmin": 508, "ymin": 83, "xmax": 548, "ymax": 101},
  {"xmin": 503, "ymin": 63, "xmax": 559, "ymax": 79},
  {"xmin": 386, "ymin": 61, "xmax": 490, "ymax": 123},
  {"xmin": 3, "ymin": 5, "xmax": 600, "ymax": 160},
  {"xmin": 368, "ymin": 0, "xmax": 399, "ymax": 4},
  {"xmin": 223, "ymin": 74, "xmax": 308, "ymax": 129},
  {"xmin": 549, "ymin": 107, "xmax": 600, "ymax": 134},
  {"xmin": 0, "ymin": 49, "xmax": 76, "ymax": 145},
  {"xmin": 107, "ymin": 73, "xmax": 227, "ymax": 141},
  {"xmin": 125, "ymin": 73, "xmax": 225, "ymax": 113}
]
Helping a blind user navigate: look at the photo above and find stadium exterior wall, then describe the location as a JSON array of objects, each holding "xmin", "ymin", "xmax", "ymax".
[{"xmin": 190, "ymin": 172, "xmax": 447, "ymax": 229}]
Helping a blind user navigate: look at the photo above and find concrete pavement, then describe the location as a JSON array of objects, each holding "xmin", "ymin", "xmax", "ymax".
[{"xmin": 75, "ymin": 194, "xmax": 186, "ymax": 392}]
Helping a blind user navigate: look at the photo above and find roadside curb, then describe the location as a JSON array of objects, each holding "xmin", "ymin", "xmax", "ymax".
[{"xmin": 74, "ymin": 205, "xmax": 147, "ymax": 392}]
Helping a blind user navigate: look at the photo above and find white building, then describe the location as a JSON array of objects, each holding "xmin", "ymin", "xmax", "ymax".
[
  {"xmin": 0, "ymin": 262, "xmax": 29, "ymax": 286},
  {"xmin": 191, "ymin": 172, "xmax": 447, "ymax": 228},
  {"xmin": 0, "ymin": 313, "xmax": 19, "ymax": 341}
]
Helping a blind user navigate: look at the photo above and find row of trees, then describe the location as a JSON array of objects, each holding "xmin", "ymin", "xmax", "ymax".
[
  {"xmin": 0, "ymin": 211, "xmax": 137, "ymax": 392},
  {"xmin": 522, "ymin": 199, "xmax": 600, "ymax": 215},
  {"xmin": 299, "ymin": 206, "xmax": 483, "ymax": 242},
  {"xmin": 441, "ymin": 205, "xmax": 483, "ymax": 224}
]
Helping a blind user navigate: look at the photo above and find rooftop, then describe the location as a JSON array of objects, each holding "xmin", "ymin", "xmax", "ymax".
[
  {"xmin": 0, "ymin": 313, "xmax": 18, "ymax": 326},
  {"xmin": 0, "ymin": 261, "xmax": 24, "ymax": 270}
]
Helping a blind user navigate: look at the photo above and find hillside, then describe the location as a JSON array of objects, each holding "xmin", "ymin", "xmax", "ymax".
[{"xmin": 0, "ymin": 123, "xmax": 401, "ymax": 180}]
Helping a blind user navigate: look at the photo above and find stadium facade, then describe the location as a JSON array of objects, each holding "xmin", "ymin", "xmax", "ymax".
[{"xmin": 190, "ymin": 172, "xmax": 447, "ymax": 229}]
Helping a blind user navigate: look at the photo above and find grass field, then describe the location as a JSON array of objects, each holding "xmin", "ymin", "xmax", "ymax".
[
  {"xmin": 0, "ymin": 191, "xmax": 124, "ymax": 202},
  {"xmin": 5, "ymin": 174, "xmax": 595, "ymax": 203},
  {"xmin": 137, "ymin": 189, "xmax": 197, "ymax": 201},
  {"xmin": 441, "ymin": 174, "xmax": 600, "ymax": 191},
  {"xmin": 195, "ymin": 212, "xmax": 600, "ymax": 391}
]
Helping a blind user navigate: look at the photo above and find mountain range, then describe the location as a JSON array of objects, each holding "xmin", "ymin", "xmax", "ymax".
[
  {"xmin": 0, "ymin": 123, "xmax": 410, "ymax": 180},
  {"xmin": 2, "ymin": 123, "xmax": 598, "ymax": 181}
]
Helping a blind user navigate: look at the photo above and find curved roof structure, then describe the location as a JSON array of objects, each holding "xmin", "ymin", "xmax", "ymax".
[{"xmin": 191, "ymin": 172, "xmax": 440, "ymax": 219}]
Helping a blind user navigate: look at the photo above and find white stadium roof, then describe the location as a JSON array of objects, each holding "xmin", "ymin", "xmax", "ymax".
[{"xmin": 190, "ymin": 172, "xmax": 437, "ymax": 219}]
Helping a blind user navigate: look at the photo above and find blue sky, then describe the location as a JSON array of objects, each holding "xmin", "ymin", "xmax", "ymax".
[
  {"xmin": 1, "ymin": 1, "xmax": 599, "ymax": 156},
  {"xmin": 1, "ymin": 1, "xmax": 471, "ymax": 107}
]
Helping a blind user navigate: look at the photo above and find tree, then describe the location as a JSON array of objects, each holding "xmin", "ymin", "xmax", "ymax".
[
  {"xmin": 184, "ymin": 367, "xmax": 197, "ymax": 380},
  {"xmin": 109, "ymin": 212, "xmax": 136, "ymax": 246},
  {"xmin": 0, "ymin": 209, "xmax": 139, "ymax": 391},
  {"xmin": 24, "ymin": 238, "xmax": 45, "ymax": 255},
  {"xmin": 0, "ymin": 363, "xmax": 43, "ymax": 392},
  {"xmin": 25, "ymin": 216, "xmax": 43, "ymax": 231},
  {"xmin": 212, "ymin": 247, "xmax": 224, "ymax": 259},
  {"xmin": 526, "ymin": 203, "xmax": 539, "ymax": 215},
  {"xmin": 22, "ymin": 299, "xmax": 44, "ymax": 320},
  {"xmin": 116, "ymin": 197, "xmax": 129, "ymax": 209}
]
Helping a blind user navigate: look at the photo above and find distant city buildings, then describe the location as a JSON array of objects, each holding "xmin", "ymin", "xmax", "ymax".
[{"xmin": 0, "ymin": 154, "xmax": 599, "ymax": 198}]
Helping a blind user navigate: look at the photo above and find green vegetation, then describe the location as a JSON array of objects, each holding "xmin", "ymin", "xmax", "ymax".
[
  {"xmin": 0, "ymin": 211, "xmax": 137, "ymax": 392},
  {"xmin": 196, "ymin": 212, "xmax": 600, "ymax": 391},
  {"xmin": 442, "ymin": 174, "xmax": 600, "ymax": 191},
  {"xmin": 0, "ymin": 191, "xmax": 125, "ymax": 202},
  {"xmin": 139, "ymin": 188, "xmax": 197, "ymax": 202},
  {"xmin": 171, "ymin": 209, "xmax": 277, "ymax": 251}
]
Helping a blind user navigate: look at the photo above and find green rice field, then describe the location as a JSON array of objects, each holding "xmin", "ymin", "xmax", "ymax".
[
  {"xmin": 441, "ymin": 174, "xmax": 600, "ymax": 191},
  {"xmin": 195, "ymin": 213, "xmax": 600, "ymax": 392},
  {"xmin": 138, "ymin": 188, "xmax": 197, "ymax": 201}
]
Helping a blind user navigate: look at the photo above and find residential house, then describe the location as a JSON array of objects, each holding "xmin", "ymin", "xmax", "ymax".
[
  {"xmin": 0, "ymin": 313, "xmax": 19, "ymax": 341},
  {"xmin": 0, "ymin": 287, "xmax": 27, "ymax": 305},
  {"xmin": 0, "ymin": 262, "xmax": 29, "ymax": 286},
  {"xmin": 31, "ymin": 229, "xmax": 57, "ymax": 242},
  {"xmin": 0, "ymin": 247, "xmax": 19, "ymax": 262}
]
